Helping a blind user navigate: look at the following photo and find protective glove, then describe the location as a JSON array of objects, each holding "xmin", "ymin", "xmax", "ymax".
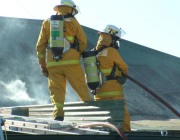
[
  {"xmin": 40, "ymin": 66, "xmax": 49, "ymax": 77},
  {"xmin": 116, "ymin": 74, "xmax": 127, "ymax": 85}
]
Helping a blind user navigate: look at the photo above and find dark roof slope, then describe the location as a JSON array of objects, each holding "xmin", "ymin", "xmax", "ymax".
[{"xmin": 0, "ymin": 16, "xmax": 179, "ymax": 120}]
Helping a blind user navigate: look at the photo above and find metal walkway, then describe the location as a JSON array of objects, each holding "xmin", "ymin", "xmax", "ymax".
[
  {"xmin": 1, "ymin": 100, "xmax": 180, "ymax": 140},
  {"xmin": 0, "ymin": 100, "xmax": 126, "ymax": 136}
]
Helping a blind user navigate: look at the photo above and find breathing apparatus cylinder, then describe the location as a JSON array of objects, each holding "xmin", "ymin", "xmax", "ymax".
[
  {"xmin": 50, "ymin": 15, "xmax": 64, "ymax": 61},
  {"xmin": 82, "ymin": 51, "xmax": 100, "ymax": 90}
]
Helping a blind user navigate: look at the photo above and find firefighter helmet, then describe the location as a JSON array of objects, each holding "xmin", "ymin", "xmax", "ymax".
[
  {"xmin": 102, "ymin": 25, "xmax": 126, "ymax": 38},
  {"xmin": 54, "ymin": 0, "xmax": 78, "ymax": 15}
]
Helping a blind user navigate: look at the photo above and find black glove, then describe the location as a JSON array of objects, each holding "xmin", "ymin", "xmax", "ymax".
[
  {"xmin": 116, "ymin": 75, "xmax": 127, "ymax": 85},
  {"xmin": 40, "ymin": 66, "xmax": 49, "ymax": 77}
]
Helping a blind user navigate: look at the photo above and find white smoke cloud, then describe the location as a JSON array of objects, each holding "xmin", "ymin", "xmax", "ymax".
[
  {"xmin": 0, "ymin": 79, "xmax": 34, "ymax": 102},
  {"xmin": 0, "ymin": 16, "xmax": 87, "ymax": 107},
  {"xmin": 65, "ymin": 81, "xmax": 79, "ymax": 102}
]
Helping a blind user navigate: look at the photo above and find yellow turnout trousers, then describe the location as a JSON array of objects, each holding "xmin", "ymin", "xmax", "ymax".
[
  {"xmin": 94, "ymin": 80, "xmax": 131, "ymax": 131},
  {"xmin": 48, "ymin": 64, "xmax": 91, "ymax": 118}
]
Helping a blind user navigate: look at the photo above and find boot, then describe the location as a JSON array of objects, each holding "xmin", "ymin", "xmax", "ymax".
[{"xmin": 54, "ymin": 116, "xmax": 64, "ymax": 121}]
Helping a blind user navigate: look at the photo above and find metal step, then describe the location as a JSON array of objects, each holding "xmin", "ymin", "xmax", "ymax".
[
  {"xmin": 2, "ymin": 115, "xmax": 111, "ymax": 135},
  {"xmin": 0, "ymin": 100, "xmax": 125, "ymax": 128}
]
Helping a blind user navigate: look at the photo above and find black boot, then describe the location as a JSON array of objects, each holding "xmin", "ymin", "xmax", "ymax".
[{"xmin": 54, "ymin": 116, "xmax": 64, "ymax": 121}]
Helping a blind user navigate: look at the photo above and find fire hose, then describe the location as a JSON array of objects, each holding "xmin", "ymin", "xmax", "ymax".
[
  {"xmin": 79, "ymin": 122, "xmax": 127, "ymax": 140},
  {"xmin": 126, "ymin": 75, "xmax": 180, "ymax": 118}
]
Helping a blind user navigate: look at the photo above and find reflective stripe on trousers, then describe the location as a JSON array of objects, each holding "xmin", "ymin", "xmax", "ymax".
[
  {"xmin": 54, "ymin": 103, "xmax": 63, "ymax": 110},
  {"xmin": 95, "ymin": 91, "xmax": 123, "ymax": 98}
]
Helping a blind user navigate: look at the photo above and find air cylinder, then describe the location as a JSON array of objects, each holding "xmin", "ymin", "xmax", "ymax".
[
  {"xmin": 50, "ymin": 15, "xmax": 64, "ymax": 61},
  {"xmin": 82, "ymin": 51, "xmax": 100, "ymax": 90}
]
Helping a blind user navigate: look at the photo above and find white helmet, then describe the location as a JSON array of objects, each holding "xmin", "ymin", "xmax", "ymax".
[
  {"xmin": 54, "ymin": 0, "xmax": 78, "ymax": 15},
  {"xmin": 102, "ymin": 25, "xmax": 126, "ymax": 38}
]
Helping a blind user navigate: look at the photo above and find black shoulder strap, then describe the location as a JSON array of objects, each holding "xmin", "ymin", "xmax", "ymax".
[
  {"xmin": 109, "ymin": 63, "xmax": 116, "ymax": 79},
  {"xmin": 64, "ymin": 14, "xmax": 74, "ymax": 18},
  {"xmin": 70, "ymin": 36, "xmax": 79, "ymax": 51},
  {"xmin": 94, "ymin": 45, "xmax": 108, "ymax": 55}
]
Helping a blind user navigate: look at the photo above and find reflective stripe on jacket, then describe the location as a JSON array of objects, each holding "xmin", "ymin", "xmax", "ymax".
[
  {"xmin": 47, "ymin": 60, "xmax": 80, "ymax": 67},
  {"xmin": 95, "ymin": 90, "xmax": 123, "ymax": 98},
  {"xmin": 100, "ymin": 68, "xmax": 112, "ymax": 74}
]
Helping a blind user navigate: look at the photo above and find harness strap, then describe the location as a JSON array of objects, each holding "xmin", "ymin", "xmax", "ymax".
[
  {"xmin": 63, "ymin": 14, "xmax": 74, "ymax": 18},
  {"xmin": 105, "ymin": 75, "xmax": 116, "ymax": 80},
  {"xmin": 108, "ymin": 63, "xmax": 116, "ymax": 79},
  {"xmin": 94, "ymin": 45, "xmax": 109, "ymax": 55},
  {"xmin": 70, "ymin": 36, "xmax": 79, "ymax": 51}
]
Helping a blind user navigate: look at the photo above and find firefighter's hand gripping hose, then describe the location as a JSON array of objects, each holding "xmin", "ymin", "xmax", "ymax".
[{"xmin": 78, "ymin": 122, "xmax": 128, "ymax": 140}]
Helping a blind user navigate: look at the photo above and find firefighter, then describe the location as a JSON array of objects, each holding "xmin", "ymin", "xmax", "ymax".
[
  {"xmin": 36, "ymin": 0, "xmax": 92, "ymax": 121},
  {"xmin": 94, "ymin": 25, "xmax": 131, "ymax": 131}
]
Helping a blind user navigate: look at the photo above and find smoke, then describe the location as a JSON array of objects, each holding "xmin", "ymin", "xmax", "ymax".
[
  {"xmin": 0, "ymin": 17, "xmax": 50, "ymax": 107},
  {"xmin": 0, "ymin": 80, "xmax": 34, "ymax": 102},
  {"xmin": 0, "ymin": 17, "xmax": 82, "ymax": 107},
  {"xmin": 65, "ymin": 81, "xmax": 79, "ymax": 102}
]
